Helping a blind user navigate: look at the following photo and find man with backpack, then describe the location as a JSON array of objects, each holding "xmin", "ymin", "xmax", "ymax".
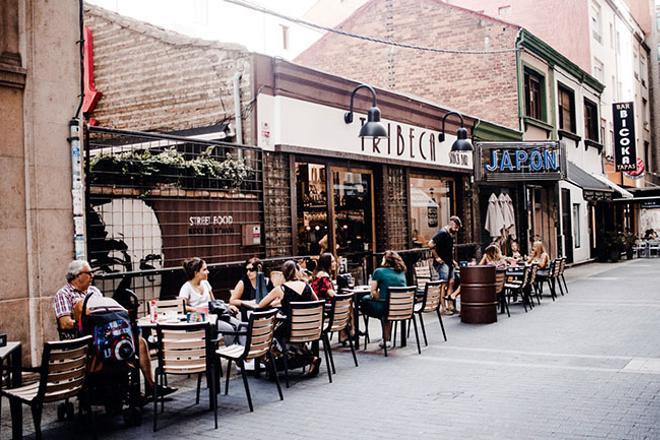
[{"xmin": 54, "ymin": 260, "xmax": 176, "ymax": 399}]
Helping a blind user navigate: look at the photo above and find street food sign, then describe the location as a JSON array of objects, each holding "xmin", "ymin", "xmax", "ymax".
[
  {"xmin": 475, "ymin": 141, "xmax": 565, "ymax": 182},
  {"xmin": 613, "ymin": 102, "xmax": 637, "ymax": 171}
]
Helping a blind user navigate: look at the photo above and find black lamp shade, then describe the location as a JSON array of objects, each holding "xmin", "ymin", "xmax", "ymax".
[
  {"xmin": 359, "ymin": 106, "xmax": 388, "ymax": 139},
  {"xmin": 450, "ymin": 126, "xmax": 473, "ymax": 151}
]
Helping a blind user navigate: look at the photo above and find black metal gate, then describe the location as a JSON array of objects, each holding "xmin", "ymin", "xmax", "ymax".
[{"xmin": 85, "ymin": 126, "xmax": 264, "ymax": 310}]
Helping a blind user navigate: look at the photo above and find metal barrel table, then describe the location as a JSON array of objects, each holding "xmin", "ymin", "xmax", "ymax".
[{"xmin": 459, "ymin": 265, "xmax": 497, "ymax": 324}]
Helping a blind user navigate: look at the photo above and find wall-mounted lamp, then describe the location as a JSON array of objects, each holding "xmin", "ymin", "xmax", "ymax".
[
  {"xmin": 439, "ymin": 111, "xmax": 473, "ymax": 152},
  {"xmin": 344, "ymin": 84, "xmax": 388, "ymax": 139}
]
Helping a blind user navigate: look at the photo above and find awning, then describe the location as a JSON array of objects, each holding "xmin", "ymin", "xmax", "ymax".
[
  {"xmin": 590, "ymin": 173, "xmax": 634, "ymax": 198},
  {"xmin": 566, "ymin": 162, "xmax": 613, "ymax": 193}
]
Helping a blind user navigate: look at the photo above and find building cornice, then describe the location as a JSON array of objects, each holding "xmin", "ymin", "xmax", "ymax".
[{"xmin": 0, "ymin": 56, "xmax": 26, "ymax": 89}]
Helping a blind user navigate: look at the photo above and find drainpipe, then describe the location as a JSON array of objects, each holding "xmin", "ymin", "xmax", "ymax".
[
  {"xmin": 514, "ymin": 29, "xmax": 525, "ymax": 134},
  {"xmin": 233, "ymin": 72, "xmax": 243, "ymax": 145}
]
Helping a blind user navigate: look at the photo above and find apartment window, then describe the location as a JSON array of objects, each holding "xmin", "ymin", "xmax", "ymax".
[
  {"xmin": 584, "ymin": 99, "xmax": 599, "ymax": 142},
  {"xmin": 593, "ymin": 58, "xmax": 604, "ymax": 82},
  {"xmin": 280, "ymin": 24, "xmax": 289, "ymax": 50},
  {"xmin": 573, "ymin": 204, "xmax": 581, "ymax": 248},
  {"xmin": 609, "ymin": 23, "xmax": 614, "ymax": 48},
  {"xmin": 558, "ymin": 84, "xmax": 576, "ymax": 133},
  {"xmin": 498, "ymin": 5, "xmax": 511, "ymax": 16},
  {"xmin": 591, "ymin": 1, "xmax": 602, "ymax": 43},
  {"xmin": 616, "ymin": 31, "xmax": 621, "ymax": 54},
  {"xmin": 524, "ymin": 69, "xmax": 544, "ymax": 121},
  {"xmin": 600, "ymin": 118, "xmax": 606, "ymax": 147}
]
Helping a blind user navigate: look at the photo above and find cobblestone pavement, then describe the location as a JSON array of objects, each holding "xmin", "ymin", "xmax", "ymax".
[{"xmin": 2, "ymin": 259, "xmax": 659, "ymax": 439}]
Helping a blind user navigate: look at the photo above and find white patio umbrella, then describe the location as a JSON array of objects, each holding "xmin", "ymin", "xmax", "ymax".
[
  {"xmin": 485, "ymin": 193, "xmax": 506, "ymax": 238},
  {"xmin": 503, "ymin": 193, "xmax": 517, "ymax": 239}
]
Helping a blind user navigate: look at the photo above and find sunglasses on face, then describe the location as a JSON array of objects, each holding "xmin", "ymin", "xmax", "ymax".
[
  {"xmin": 79, "ymin": 271, "xmax": 93, "ymax": 277},
  {"xmin": 246, "ymin": 267, "xmax": 257, "ymax": 272}
]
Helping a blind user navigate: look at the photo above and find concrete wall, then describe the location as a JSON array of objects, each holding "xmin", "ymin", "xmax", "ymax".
[
  {"xmin": 295, "ymin": 0, "xmax": 520, "ymax": 130},
  {"xmin": 0, "ymin": 0, "xmax": 79, "ymax": 363}
]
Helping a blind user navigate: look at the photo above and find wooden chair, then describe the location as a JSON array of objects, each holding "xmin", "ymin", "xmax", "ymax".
[
  {"xmin": 216, "ymin": 309, "xmax": 282, "ymax": 412},
  {"xmin": 413, "ymin": 262, "xmax": 432, "ymax": 295},
  {"xmin": 505, "ymin": 264, "xmax": 535, "ymax": 312},
  {"xmin": 150, "ymin": 298, "xmax": 186, "ymax": 317},
  {"xmin": 412, "ymin": 280, "xmax": 447, "ymax": 345},
  {"xmin": 1, "ymin": 336, "xmax": 93, "ymax": 440},
  {"xmin": 323, "ymin": 292, "xmax": 359, "ymax": 375},
  {"xmin": 283, "ymin": 300, "xmax": 331, "ymax": 386},
  {"xmin": 384, "ymin": 286, "xmax": 421, "ymax": 356},
  {"xmin": 495, "ymin": 269, "xmax": 510, "ymax": 317},
  {"xmin": 558, "ymin": 257, "xmax": 568, "ymax": 294},
  {"xmin": 153, "ymin": 322, "xmax": 217, "ymax": 431}
]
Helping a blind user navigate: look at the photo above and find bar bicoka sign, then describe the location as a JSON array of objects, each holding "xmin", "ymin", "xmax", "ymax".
[
  {"xmin": 612, "ymin": 102, "xmax": 637, "ymax": 172},
  {"xmin": 475, "ymin": 141, "xmax": 565, "ymax": 182}
]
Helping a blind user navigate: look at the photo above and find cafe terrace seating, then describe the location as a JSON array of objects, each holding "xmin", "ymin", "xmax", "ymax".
[
  {"xmin": 283, "ymin": 300, "xmax": 331, "ymax": 386},
  {"xmin": 495, "ymin": 269, "xmax": 509, "ymax": 317},
  {"xmin": 384, "ymin": 286, "xmax": 421, "ymax": 356},
  {"xmin": 504, "ymin": 264, "xmax": 537, "ymax": 313},
  {"xmin": 323, "ymin": 292, "xmax": 359, "ymax": 374},
  {"xmin": 1, "ymin": 336, "xmax": 93, "ymax": 440},
  {"xmin": 412, "ymin": 280, "xmax": 447, "ymax": 345},
  {"xmin": 153, "ymin": 322, "xmax": 217, "ymax": 431},
  {"xmin": 216, "ymin": 309, "xmax": 282, "ymax": 412}
]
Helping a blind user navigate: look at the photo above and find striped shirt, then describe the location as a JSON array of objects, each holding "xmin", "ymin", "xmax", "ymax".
[{"xmin": 53, "ymin": 283, "xmax": 102, "ymax": 318}]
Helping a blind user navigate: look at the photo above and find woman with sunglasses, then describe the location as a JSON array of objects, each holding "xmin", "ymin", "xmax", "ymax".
[{"xmin": 229, "ymin": 257, "xmax": 273, "ymax": 308}]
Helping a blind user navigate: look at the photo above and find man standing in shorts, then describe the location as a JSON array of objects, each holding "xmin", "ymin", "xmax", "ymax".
[{"xmin": 428, "ymin": 216, "xmax": 462, "ymax": 313}]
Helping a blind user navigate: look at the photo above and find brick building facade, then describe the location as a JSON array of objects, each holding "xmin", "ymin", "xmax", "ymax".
[{"xmin": 295, "ymin": 0, "xmax": 521, "ymax": 131}]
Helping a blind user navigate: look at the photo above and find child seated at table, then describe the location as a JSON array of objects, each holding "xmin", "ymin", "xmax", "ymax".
[{"xmin": 479, "ymin": 244, "xmax": 509, "ymax": 269}]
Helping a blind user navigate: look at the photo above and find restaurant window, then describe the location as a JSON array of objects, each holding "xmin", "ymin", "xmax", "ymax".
[
  {"xmin": 409, "ymin": 175, "xmax": 454, "ymax": 247},
  {"xmin": 593, "ymin": 58, "xmax": 604, "ymax": 82},
  {"xmin": 296, "ymin": 162, "xmax": 329, "ymax": 256},
  {"xmin": 295, "ymin": 162, "xmax": 375, "ymax": 259},
  {"xmin": 558, "ymin": 84, "xmax": 576, "ymax": 133},
  {"xmin": 573, "ymin": 204, "xmax": 581, "ymax": 248},
  {"xmin": 524, "ymin": 68, "xmax": 544, "ymax": 121},
  {"xmin": 584, "ymin": 99, "xmax": 599, "ymax": 142},
  {"xmin": 591, "ymin": 1, "xmax": 602, "ymax": 43}
]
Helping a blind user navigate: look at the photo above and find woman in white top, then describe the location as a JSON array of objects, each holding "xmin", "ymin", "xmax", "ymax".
[
  {"xmin": 179, "ymin": 257, "xmax": 241, "ymax": 345},
  {"xmin": 179, "ymin": 257, "xmax": 215, "ymax": 312}
]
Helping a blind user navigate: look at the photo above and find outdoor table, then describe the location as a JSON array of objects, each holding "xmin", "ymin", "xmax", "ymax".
[
  {"xmin": 0, "ymin": 341, "xmax": 22, "ymax": 439},
  {"xmin": 137, "ymin": 313, "xmax": 218, "ymax": 329}
]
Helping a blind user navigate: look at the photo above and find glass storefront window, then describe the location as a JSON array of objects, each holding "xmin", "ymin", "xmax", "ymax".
[
  {"xmin": 333, "ymin": 168, "xmax": 373, "ymax": 256},
  {"xmin": 409, "ymin": 175, "xmax": 454, "ymax": 246},
  {"xmin": 296, "ymin": 163, "xmax": 329, "ymax": 255}
]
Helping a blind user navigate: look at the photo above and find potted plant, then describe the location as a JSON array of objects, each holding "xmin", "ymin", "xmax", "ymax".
[
  {"xmin": 601, "ymin": 231, "xmax": 625, "ymax": 262},
  {"xmin": 623, "ymin": 232, "xmax": 637, "ymax": 260}
]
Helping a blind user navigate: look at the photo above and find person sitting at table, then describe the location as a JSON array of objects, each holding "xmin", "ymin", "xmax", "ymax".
[
  {"xmin": 310, "ymin": 253, "xmax": 337, "ymax": 301},
  {"xmin": 479, "ymin": 244, "xmax": 509, "ymax": 269},
  {"xmin": 179, "ymin": 257, "xmax": 242, "ymax": 345},
  {"xmin": 229, "ymin": 257, "xmax": 274, "ymax": 308},
  {"xmin": 362, "ymin": 250, "xmax": 407, "ymax": 349},
  {"xmin": 257, "ymin": 260, "xmax": 321, "ymax": 376},
  {"xmin": 508, "ymin": 240, "xmax": 523, "ymax": 262},
  {"xmin": 53, "ymin": 260, "xmax": 176, "ymax": 398},
  {"xmin": 527, "ymin": 240, "xmax": 550, "ymax": 269}
]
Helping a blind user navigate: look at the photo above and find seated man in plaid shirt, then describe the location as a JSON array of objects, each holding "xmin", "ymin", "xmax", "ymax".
[{"xmin": 54, "ymin": 260, "xmax": 175, "ymax": 399}]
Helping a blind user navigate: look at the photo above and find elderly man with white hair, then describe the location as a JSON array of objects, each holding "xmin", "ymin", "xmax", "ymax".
[{"xmin": 53, "ymin": 259, "xmax": 175, "ymax": 399}]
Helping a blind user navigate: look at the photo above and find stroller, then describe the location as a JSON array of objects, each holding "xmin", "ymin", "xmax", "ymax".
[{"xmin": 78, "ymin": 291, "xmax": 142, "ymax": 425}]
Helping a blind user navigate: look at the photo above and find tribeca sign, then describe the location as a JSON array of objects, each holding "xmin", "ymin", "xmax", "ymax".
[
  {"xmin": 612, "ymin": 102, "xmax": 637, "ymax": 172},
  {"xmin": 475, "ymin": 141, "xmax": 565, "ymax": 182}
]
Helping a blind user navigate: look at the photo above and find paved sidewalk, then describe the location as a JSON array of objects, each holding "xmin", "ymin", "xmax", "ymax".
[{"xmin": 2, "ymin": 259, "xmax": 659, "ymax": 439}]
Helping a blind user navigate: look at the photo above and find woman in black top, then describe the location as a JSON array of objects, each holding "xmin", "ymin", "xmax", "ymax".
[
  {"xmin": 229, "ymin": 257, "xmax": 274, "ymax": 306},
  {"xmin": 258, "ymin": 260, "xmax": 321, "ymax": 376}
]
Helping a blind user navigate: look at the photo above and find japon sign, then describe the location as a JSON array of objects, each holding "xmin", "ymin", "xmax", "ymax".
[
  {"xmin": 475, "ymin": 141, "xmax": 565, "ymax": 182},
  {"xmin": 612, "ymin": 102, "xmax": 637, "ymax": 172}
]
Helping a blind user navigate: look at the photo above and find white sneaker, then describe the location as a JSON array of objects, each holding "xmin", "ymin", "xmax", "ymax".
[{"xmin": 378, "ymin": 340, "xmax": 392, "ymax": 349}]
